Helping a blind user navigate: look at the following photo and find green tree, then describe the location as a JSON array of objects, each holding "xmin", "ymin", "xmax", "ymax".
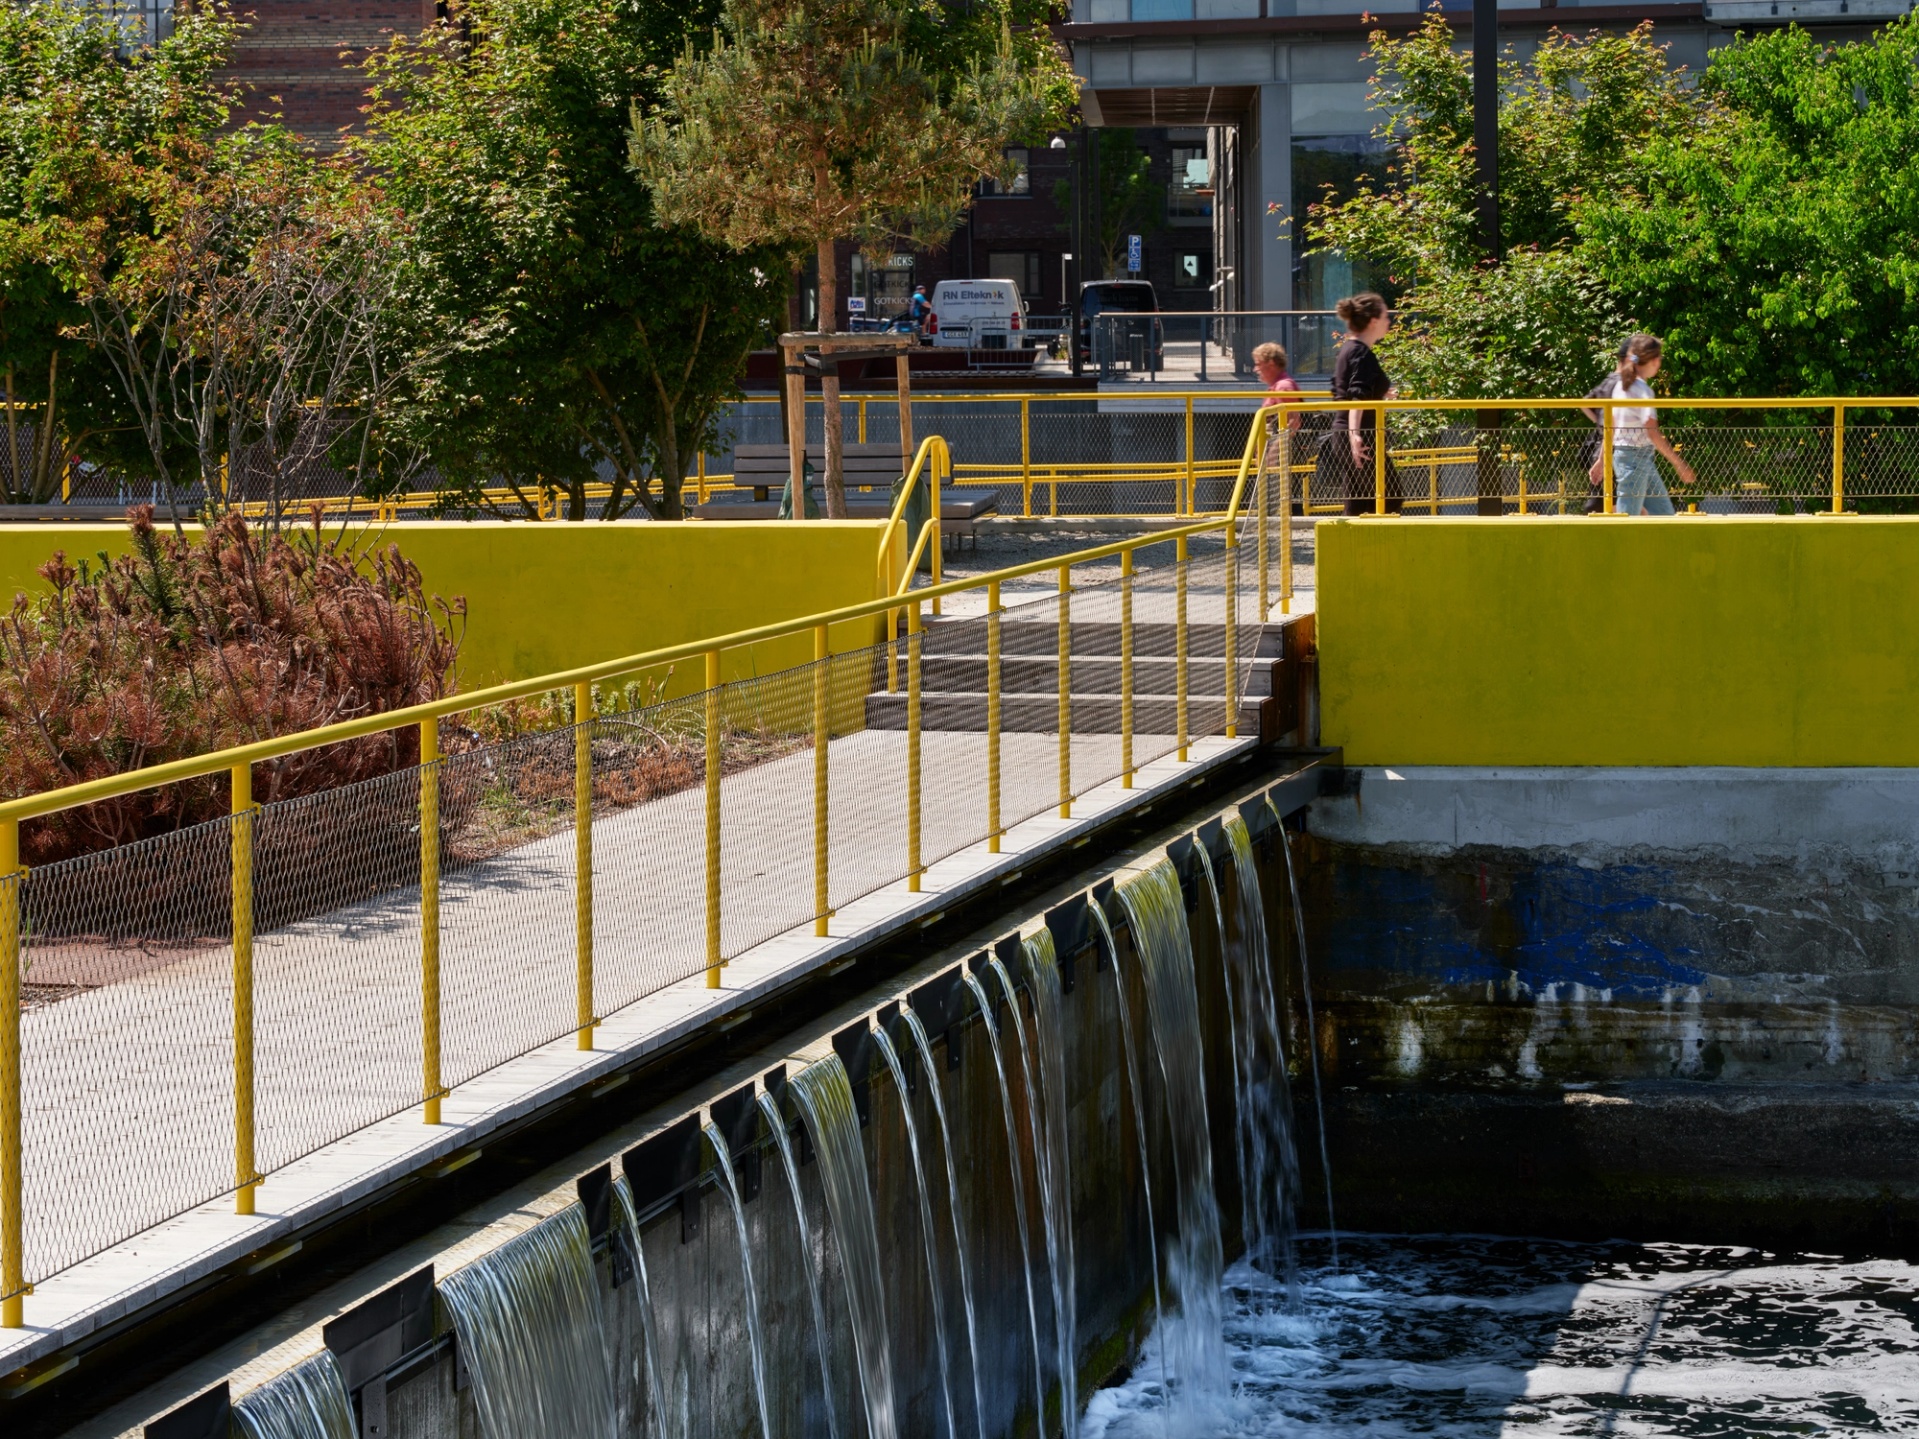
[
  {"xmin": 633, "ymin": 0, "xmax": 1073, "ymax": 515},
  {"xmin": 1307, "ymin": 15, "xmax": 1685, "ymax": 405},
  {"xmin": 358, "ymin": 0, "xmax": 791, "ymax": 521},
  {"xmin": 1578, "ymin": 15, "xmax": 1919, "ymax": 398},
  {"xmin": 0, "ymin": 0, "xmax": 236, "ymax": 500}
]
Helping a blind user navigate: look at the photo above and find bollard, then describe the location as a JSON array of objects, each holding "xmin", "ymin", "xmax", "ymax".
[
  {"xmin": 231, "ymin": 764, "xmax": 258, "ymax": 1216},
  {"xmin": 420, "ymin": 720, "xmax": 442, "ymax": 1124},
  {"xmin": 575, "ymin": 681, "xmax": 594, "ymax": 1050},
  {"xmin": 705, "ymin": 650, "xmax": 722, "ymax": 988}
]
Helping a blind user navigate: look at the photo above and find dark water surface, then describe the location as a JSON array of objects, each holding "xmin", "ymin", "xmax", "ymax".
[{"xmin": 1084, "ymin": 1235, "xmax": 1919, "ymax": 1437}]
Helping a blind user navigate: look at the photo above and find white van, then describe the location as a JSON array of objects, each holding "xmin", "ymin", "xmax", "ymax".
[{"xmin": 927, "ymin": 278, "xmax": 1027, "ymax": 349}]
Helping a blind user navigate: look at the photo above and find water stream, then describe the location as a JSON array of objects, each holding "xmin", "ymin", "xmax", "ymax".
[
  {"xmin": 758, "ymin": 1088, "xmax": 842, "ymax": 1439},
  {"xmin": 961, "ymin": 966, "xmax": 1051, "ymax": 1436},
  {"xmin": 1087, "ymin": 899, "xmax": 1169, "ymax": 1417},
  {"xmin": 902, "ymin": 1005, "xmax": 991, "ymax": 1439},
  {"xmin": 873, "ymin": 1024, "xmax": 960, "ymax": 1439},
  {"xmin": 790, "ymin": 1054, "xmax": 899, "ymax": 1439},
  {"xmin": 1016, "ymin": 934, "xmax": 1080, "ymax": 1439},
  {"xmin": 230, "ymin": 1351, "xmax": 354, "ymax": 1439},
  {"xmin": 702, "ymin": 1120, "xmax": 774, "ymax": 1439},
  {"xmin": 1115, "ymin": 861, "xmax": 1229, "ymax": 1408},
  {"xmin": 1272, "ymin": 802, "xmax": 1338, "ymax": 1269},
  {"xmin": 440, "ymin": 1203, "xmax": 616, "ymax": 1439},
  {"xmin": 610, "ymin": 1177, "xmax": 677, "ymax": 1439}
]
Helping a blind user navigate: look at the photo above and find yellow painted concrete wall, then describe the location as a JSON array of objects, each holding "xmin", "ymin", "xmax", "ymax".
[
  {"xmin": 1318, "ymin": 517, "xmax": 1919, "ymax": 766},
  {"xmin": 0, "ymin": 520, "xmax": 900, "ymax": 695}
]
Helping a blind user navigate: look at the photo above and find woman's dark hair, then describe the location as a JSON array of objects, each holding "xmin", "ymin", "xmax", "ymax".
[
  {"xmin": 1618, "ymin": 332, "xmax": 1663, "ymax": 382},
  {"xmin": 1335, "ymin": 292, "xmax": 1387, "ymax": 331}
]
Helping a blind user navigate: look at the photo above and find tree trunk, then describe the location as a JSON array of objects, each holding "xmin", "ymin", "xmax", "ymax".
[
  {"xmin": 816, "ymin": 236, "xmax": 847, "ymax": 518},
  {"xmin": 4, "ymin": 365, "xmax": 19, "ymax": 504},
  {"xmin": 32, "ymin": 349, "xmax": 59, "ymax": 502},
  {"xmin": 656, "ymin": 410, "xmax": 684, "ymax": 521}
]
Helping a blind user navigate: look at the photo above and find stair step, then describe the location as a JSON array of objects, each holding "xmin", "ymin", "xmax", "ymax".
[
  {"xmin": 911, "ymin": 654, "xmax": 1276, "ymax": 697},
  {"xmin": 915, "ymin": 618, "xmax": 1282, "ymax": 659}
]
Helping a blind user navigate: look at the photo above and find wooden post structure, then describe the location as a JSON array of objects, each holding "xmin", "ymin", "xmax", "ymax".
[{"xmin": 777, "ymin": 332, "xmax": 919, "ymax": 517}]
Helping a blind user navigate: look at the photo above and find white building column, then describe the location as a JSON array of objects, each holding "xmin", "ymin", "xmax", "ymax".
[{"xmin": 1242, "ymin": 81, "xmax": 1293, "ymax": 314}]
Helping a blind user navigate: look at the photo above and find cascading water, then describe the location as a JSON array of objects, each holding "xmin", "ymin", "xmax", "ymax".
[
  {"xmin": 703, "ymin": 1120, "xmax": 774, "ymax": 1439},
  {"xmin": 1272, "ymin": 800, "xmax": 1338, "ymax": 1269},
  {"xmin": 960, "ymin": 967, "xmax": 1050, "ymax": 1436},
  {"xmin": 901, "ymin": 1006, "xmax": 990, "ymax": 1439},
  {"xmin": 1087, "ymin": 899, "xmax": 1169, "ymax": 1415},
  {"xmin": 1221, "ymin": 816, "xmax": 1303, "ymax": 1298},
  {"xmin": 440, "ymin": 1204, "xmax": 616, "ymax": 1439},
  {"xmin": 1190, "ymin": 845, "xmax": 1255, "ymax": 1265},
  {"xmin": 610, "ymin": 1177, "xmax": 677, "ymax": 1439},
  {"xmin": 1115, "ymin": 861, "xmax": 1229, "ymax": 1404},
  {"xmin": 789, "ymin": 1055, "xmax": 898, "ymax": 1439},
  {"xmin": 230, "ymin": 1351, "xmax": 354, "ymax": 1439},
  {"xmin": 873, "ymin": 1025, "xmax": 960, "ymax": 1439},
  {"xmin": 758, "ymin": 1088, "xmax": 842, "ymax": 1439},
  {"xmin": 1006, "ymin": 936, "xmax": 1079, "ymax": 1439}
]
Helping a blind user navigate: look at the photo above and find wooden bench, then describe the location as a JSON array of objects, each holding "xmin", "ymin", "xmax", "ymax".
[{"xmin": 692, "ymin": 442, "xmax": 998, "ymax": 546}]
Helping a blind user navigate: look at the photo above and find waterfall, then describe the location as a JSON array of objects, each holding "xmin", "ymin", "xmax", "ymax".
[
  {"xmin": 1189, "ymin": 845, "xmax": 1252, "ymax": 1262},
  {"xmin": 758, "ymin": 1089, "xmax": 842, "ymax": 1439},
  {"xmin": 789, "ymin": 1055, "xmax": 898, "ymax": 1439},
  {"xmin": 1273, "ymin": 802, "xmax": 1338, "ymax": 1269},
  {"xmin": 1222, "ymin": 816, "xmax": 1302, "ymax": 1298},
  {"xmin": 960, "ymin": 967, "xmax": 1050, "ymax": 1436},
  {"xmin": 703, "ymin": 1120, "xmax": 774, "ymax": 1439},
  {"xmin": 440, "ymin": 1204, "xmax": 616, "ymax": 1439},
  {"xmin": 901, "ymin": 1006, "xmax": 990, "ymax": 1439},
  {"xmin": 230, "ymin": 1351, "xmax": 354, "ymax": 1439},
  {"xmin": 610, "ymin": 1177, "xmax": 676, "ymax": 1439},
  {"xmin": 1115, "ymin": 861, "xmax": 1229, "ymax": 1401},
  {"xmin": 873, "ymin": 1025, "xmax": 960, "ymax": 1439},
  {"xmin": 1007, "ymin": 936, "xmax": 1079, "ymax": 1439},
  {"xmin": 1087, "ymin": 899, "xmax": 1168, "ymax": 1411}
]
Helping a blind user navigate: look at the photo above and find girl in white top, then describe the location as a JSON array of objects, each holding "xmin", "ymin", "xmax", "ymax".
[{"xmin": 1600, "ymin": 333, "xmax": 1695, "ymax": 515}]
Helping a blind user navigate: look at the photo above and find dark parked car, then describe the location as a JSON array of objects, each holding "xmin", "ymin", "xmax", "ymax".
[{"xmin": 1074, "ymin": 280, "xmax": 1162, "ymax": 375}]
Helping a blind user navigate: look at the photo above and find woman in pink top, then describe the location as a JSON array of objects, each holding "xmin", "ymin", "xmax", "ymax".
[{"xmin": 1254, "ymin": 341, "xmax": 1302, "ymax": 514}]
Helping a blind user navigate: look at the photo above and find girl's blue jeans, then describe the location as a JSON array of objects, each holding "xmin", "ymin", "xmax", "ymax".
[{"xmin": 1612, "ymin": 445, "xmax": 1673, "ymax": 515}]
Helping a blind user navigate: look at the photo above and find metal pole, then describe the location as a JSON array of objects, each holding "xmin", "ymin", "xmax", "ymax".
[
  {"xmin": 813, "ymin": 624, "xmax": 830, "ymax": 935},
  {"xmin": 704, "ymin": 649, "xmax": 722, "ymax": 987},
  {"xmin": 1185, "ymin": 397, "xmax": 1196, "ymax": 517},
  {"xmin": 858, "ymin": 397, "xmax": 868, "ymax": 446},
  {"xmin": 1833, "ymin": 404, "xmax": 1846, "ymax": 513},
  {"xmin": 907, "ymin": 600, "xmax": 923, "ymax": 891},
  {"xmin": 1176, "ymin": 535, "xmax": 1190, "ymax": 761},
  {"xmin": 931, "ymin": 442, "xmax": 945, "ymax": 617},
  {"xmin": 574, "ymin": 681, "xmax": 594, "ymax": 1050},
  {"xmin": 1374, "ymin": 403, "xmax": 1388, "ymax": 515},
  {"xmin": 1279, "ymin": 422, "xmax": 1294, "ymax": 615},
  {"xmin": 1057, "ymin": 565, "xmax": 1072, "ymax": 819},
  {"xmin": 1021, "ymin": 398, "xmax": 1031, "ymax": 515},
  {"xmin": 1, "ymin": 818, "xmax": 22, "ymax": 1328},
  {"xmin": 1225, "ymin": 522, "xmax": 1239, "ymax": 741},
  {"xmin": 231, "ymin": 764, "xmax": 257, "ymax": 1216},
  {"xmin": 1257, "ymin": 409, "xmax": 1270, "ymax": 621},
  {"xmin": 420, "ymin": 720, "xmax": 441, "ymax": 1125},
  {"xmin": 987, "ymin": 580, "xmax": 1003, "ymax": 852},
  {"xmin": 1120, "ymin": 551, "xmax": 1135, "ymax": 788},
  {"xmin": 1601, "ymin": 403, "xmax": 1616, "ymax": 515}
]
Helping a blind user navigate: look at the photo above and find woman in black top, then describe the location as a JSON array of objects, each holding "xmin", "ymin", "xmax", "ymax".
[{"xmin": 1327, "ymin": 292, "xmax": 1400, "ymax": 515}]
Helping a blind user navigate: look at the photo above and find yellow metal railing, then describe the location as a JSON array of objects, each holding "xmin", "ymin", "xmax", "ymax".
[{"xmin": 0, "ymin": 406, "xmax": 1286, "ymax": 1324}]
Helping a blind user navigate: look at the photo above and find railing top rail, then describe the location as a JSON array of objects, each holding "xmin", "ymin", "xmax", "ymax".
[{"xmin": 738, "ymin": 392, "xmax": 1919, "ymax": 408}]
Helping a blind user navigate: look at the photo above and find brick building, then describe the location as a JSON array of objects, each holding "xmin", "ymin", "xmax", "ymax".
[{"xmin": 218, "ymin": 0, "xmax": 436, "ymax": 141}]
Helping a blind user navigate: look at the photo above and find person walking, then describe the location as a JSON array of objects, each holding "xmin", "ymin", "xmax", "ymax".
[
  {"xmin": 1254, "ymin": 340, "xmax": 1303, "ymax": 518},
  {"xmin": 908, "ymin": 284, "xmax": 931, "ymax": 333},
  {"xmin": 1253, "ymin": 341, "xmax": 1302, "ymax": 425},
  {"xmin": 1327, "ymin": 293, "xmax": 1399, "ymax": 515},
  {"xmin": 1592, "ymin": 333, "xmax": 1694, "ymax": 515}
]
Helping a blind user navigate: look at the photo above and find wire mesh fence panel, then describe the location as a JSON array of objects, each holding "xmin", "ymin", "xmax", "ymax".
[{"xmin": 18, "ymin": 818, "xmax": 241, "ymax": 1284}]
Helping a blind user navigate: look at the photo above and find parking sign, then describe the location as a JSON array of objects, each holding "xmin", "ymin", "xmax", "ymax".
[{"xmin": 1127, "ymin": 234, "xmax": 1142, "ymax": 272}]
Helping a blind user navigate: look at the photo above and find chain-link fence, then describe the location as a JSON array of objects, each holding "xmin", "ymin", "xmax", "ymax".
[{"xmin": 0, "ymin": 445, "xmax": 1278, "ymax": 1305}]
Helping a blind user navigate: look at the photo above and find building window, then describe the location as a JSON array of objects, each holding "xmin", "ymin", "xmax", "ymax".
[
  {"xmin": 1291, "ymin": 135, "xmax": 1390, "ymax": 311},
  {"xmin": 1167, "ymin": 146, "xmax": 1211, "ymax": 223},
  {"xmin": 1174, "ymin": 252, "xmax": 1210, "ymax": 290},
  {"xmin": 108, "ymin": 0, "xmax": 173, "ymax": 49},
  {"xmin": 851, "ymin": 252, "xmax": 916, "ymax": 319},
  {"xmin": 987, "ymin": 251, "xmax": 1043, "ymax": 298},
  {"xmin": 980, "ymin": 147, "xmax": 1030, "ymax": 197}
]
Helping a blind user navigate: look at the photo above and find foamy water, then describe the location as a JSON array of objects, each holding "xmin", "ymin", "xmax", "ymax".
[{"xmin": 1082, "ymin": 1235, "xmax": 1919, "ymax": 1437}]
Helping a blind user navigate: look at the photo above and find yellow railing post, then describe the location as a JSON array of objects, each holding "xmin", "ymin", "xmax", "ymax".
[
  {"xmin": 704, "ymin": 649, "xmax": 722, "ymax": 988},
  {"xmin": 1833, "ymin": 404, "xmax": 1846, "ymax": 513},
  {"xmin": 1225, "ymin": 521, "xmax": 1239, "ymax": 741},
  {"xmin": 1184, "ymin": 396, "xmax": 1196, "ymax": 515},
  {"xmin": 420, "ymin": 720, "xmax": 442, "ymax": 1125},
  {"xmin": 697, "ymin": 450, "xmax": 708, "ymax": 504},
  {"xmin": 987, "ymin": 580, "xmax": 1003, "ymax": 853},
  {"xmin": 1176, "ymin": 535, "xmax": 1190, "ymax": 761},
  {"xmin": 231, "ymin": 764, "xmax": 257, "ymax": 1217},
  {"xmin": 1021, "ymin": 398, "xmax": 1031, "ymax": 516},
  {"xmin": 1057, "ymin": 564, "xmax": 1072, "ymax": 819},
  {"xmin": 813, "ymin": 623, "xmax": 830, "ymax": 935},
  {"xmin": 1601, "ymin": 401, "xmax": 1616, "ymax": 515},
  {"xmin": 574, "ymin": 681, "xmax": 594, "ymax": 1050},
  {"xmin": 1374, "ymin": 404, "xmax": 1388, "ymax": 515},
  {"xmin": 858, "ymin": 396, "xmax": 868, "ymax": 446},
  {"xmin": 907, "ymin": 600, "xmax": 923, "ymax": 891},
  {"xmin": 1257, "ymin": 410, "xmax": 1271, "ymax": 622},
  {"xmin": 1120, "ymin": 550, "xmax": 1135, "ymax": 788},
  {"xmin": 931, "ymin": 446, "xmax": 945, "ymax": 618},
  {"xmin": 1, "ymin": 818, "xmax": 22, "ymax": 1328},
  {"xmin": 1279, "ymin": 426, "xmax": 1294, "ymax": 616}
]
